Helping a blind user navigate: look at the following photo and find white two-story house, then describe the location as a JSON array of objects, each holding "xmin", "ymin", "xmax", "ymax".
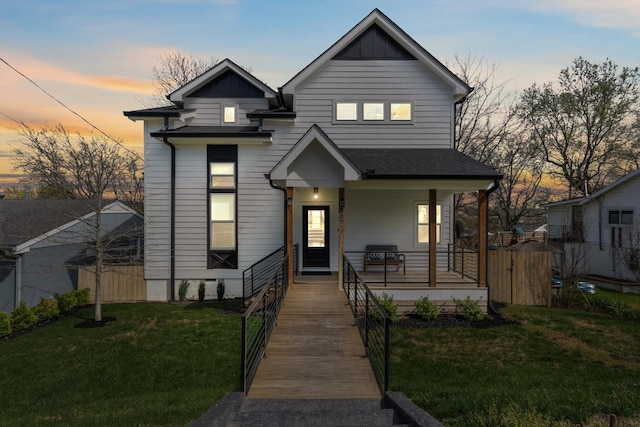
[{"xmin": 124, "ymin": 9, "xmax": 502, "ymax": 306}]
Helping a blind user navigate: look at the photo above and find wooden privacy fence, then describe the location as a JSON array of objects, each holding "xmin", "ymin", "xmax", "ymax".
[
  {"xmin": 488, "ymin": 250, "xmax": 552, "ymax": 306},
  {"xmin": 79, "ymin": 265, "xmax": 146, "ymax": 302}
]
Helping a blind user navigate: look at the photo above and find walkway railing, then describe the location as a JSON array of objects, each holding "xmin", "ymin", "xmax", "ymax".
[
  {"xmin": 447, "ymin": 244, "xmax": 479, "ymax": 281},
  {"xmin": 241, "ymin": 254, "xmax": 289, "ymax": 394},
  {"xmin": 242, "ymin": 244, "xmax": 297, "ymax": 303},
  {"xmin": 342, "ymin": 255, "xmax": 389, "ymax": 393}
]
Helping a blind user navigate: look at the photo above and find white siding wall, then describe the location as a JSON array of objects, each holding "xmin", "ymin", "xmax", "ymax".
[{"xmin": 184, "ymin": 98, "xmax": 269, "ymax": 126}]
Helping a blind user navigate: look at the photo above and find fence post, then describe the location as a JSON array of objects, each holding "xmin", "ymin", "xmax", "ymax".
[
  {"xmin": 353, "ymin": 275, "xmax": 358, "ymax": 326},
  {"xmin": 241, "ymin": 316, "xmax": 247, "ymax": 393},
  {"xmin": 364, "ymin": 292, "xmax": 370, "ymax": 348},
  {"xmin": 383, "ymin": 317, "xmax": 390, "ymax": 391},
  {"xmin": 262, "ymin": 290, "xmax": 268, "ymax": 357}
]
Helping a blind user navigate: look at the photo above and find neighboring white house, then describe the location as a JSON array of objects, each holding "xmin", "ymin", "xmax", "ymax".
[
  {"xmin": 545, "ymin": 169, "xmax": 640, "ymax": 283},
  {"xmin": 124, "ymin": 9, "xmax": 502, "ymax": 305},
  {"xmin": 0, "ymin": 200, "xmax": 143, "ymax": 312}
]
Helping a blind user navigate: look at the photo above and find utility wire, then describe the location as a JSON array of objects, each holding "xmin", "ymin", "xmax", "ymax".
[{"xmin": 0, "ymin": 56, "xmax": 143, "ymax": 161}]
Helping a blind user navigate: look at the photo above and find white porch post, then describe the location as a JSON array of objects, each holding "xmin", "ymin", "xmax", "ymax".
[{"xmin": 429, "ymin": 189, "xmax": 437, "ymax": 287}]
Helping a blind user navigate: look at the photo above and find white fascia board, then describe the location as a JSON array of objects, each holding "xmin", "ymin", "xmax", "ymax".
[
  {"xmin": 154, "ymin": 136, "xmax": 272, "ymax": 146},
  {"xmin": 270, "ymin": 126, "xmax": 361, "ymax": 181},
  {"xmin": 580, "ymin": 169, "xmax": 640, "ymax": 204},
  {"xmin": 346, "ymin": 179, "xmax": 495, "ymax": 193}
]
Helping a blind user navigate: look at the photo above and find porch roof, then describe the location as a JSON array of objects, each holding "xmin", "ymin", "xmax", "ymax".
[
  {"xmin": 150, "ymin": 125, "xmax": 272, "ymax": 138},
  {"xmin": 342, "ymin": 148, "xmax": 502, "ymax": 180}
]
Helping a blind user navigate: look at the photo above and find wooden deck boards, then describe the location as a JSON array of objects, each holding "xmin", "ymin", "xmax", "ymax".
[{"xmin": 247, "ymin": 277, "xmax": 380, "ymax": 399}]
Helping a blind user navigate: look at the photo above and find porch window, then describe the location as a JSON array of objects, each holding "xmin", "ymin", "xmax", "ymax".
[
  {"xmin": 609, "ymin": 210, "xmax": 633, "ymax": 225},
  {"xmin": 208, "ymin": 145, "xmax": 238, "ymax": 269},
  {"xmin": 417, "ymin": 204, "xmax": 441, "ymax": 243}
]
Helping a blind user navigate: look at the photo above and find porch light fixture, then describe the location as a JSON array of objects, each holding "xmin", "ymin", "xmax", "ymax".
[
  {"xmin": 287, "ymin": 197, "xmax": 292, "ymax": 206},
  {"xmin": 313, "ymin": 187, "xmax": 318, "ymax": 200}
]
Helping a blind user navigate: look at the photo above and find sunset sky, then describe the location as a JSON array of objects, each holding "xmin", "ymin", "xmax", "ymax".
[{"xmin": 1, "ymin": 0, "xmax": 638, "ymax": 191}]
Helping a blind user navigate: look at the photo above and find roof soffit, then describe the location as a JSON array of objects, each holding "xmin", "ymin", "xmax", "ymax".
[{"xmin": 280, "ymin": 9, "xmax": 470, "ymax": 98}]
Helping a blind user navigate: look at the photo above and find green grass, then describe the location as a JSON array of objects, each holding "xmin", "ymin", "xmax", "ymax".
[
  {"xmin": 0, "ymin": 303, "xmax": 241, "ymax": 427},
  {"xmin": 3, "ymin": 293, "xmax": 640, "ymax": 426},
  {"xmin": 391, "ymin": 300, "xmax": 640, "ymax": 427},
  {"xmin": 589, "ymin": 288, "xmax": 640, "ymax": 310}
]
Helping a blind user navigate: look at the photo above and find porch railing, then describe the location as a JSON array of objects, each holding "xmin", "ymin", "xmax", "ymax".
[
  {"xmin": 342, "ymin": 255, "xmax": 389, "ymax": 393},
  {"xmin": 242, "ymin": 244, "xmax": 297, "ymax": 303},
  {"xmin": 241, "ymin": 254, "xmax": 289, "ymax": 394},
  {"xmin": 344, "ymin": 246, "xmax": 479, "ymax": 286}
]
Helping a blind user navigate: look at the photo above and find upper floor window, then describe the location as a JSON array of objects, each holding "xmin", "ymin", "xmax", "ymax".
[
  {"xmin": 417, "ymin": 204, "xmax": 441, "ymax": 244},
  {"xmin": 363, "ymin": 103, "xmax": 384, "ymax": 120},
  {"xmin": 609, "ymin": 210, "xmax": 633, "ymax": 225},
  {"xmin": 336, "ymin": 102, "xmax": 358, "ymax": 121},
  {"xmin": 223, "ymin": 106, "xmax": 236, "ymax": 123},
  {"xmin": 390, "ymin": 103, "xmax": 411, "ymax": 121},
  {"xmin": 334, "ymin": 101, "xmax": 412, "ymax": 123}
]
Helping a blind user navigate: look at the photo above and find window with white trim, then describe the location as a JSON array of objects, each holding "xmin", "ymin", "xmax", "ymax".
[
  {"xmin": 417, "ymin": 204, "xmax": 441, "ymax": 243},
  {"xmin": 390, "ymin": 103, "xmax": 412, "ymax": 120},
  {"xmin": 334, "ymin": 101, "xmax": 412, "ymax": 123},
  {"xmin": 336, "ymin": 102, "xmax": 358, "ymax": 121},
  {"xmin": 363, "ymin": 103, "xmax": 384, "ymax": 120}
]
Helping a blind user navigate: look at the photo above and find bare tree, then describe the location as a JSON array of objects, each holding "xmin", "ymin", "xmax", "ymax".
[
  {"xmin": 13, "ymin": 123, "xmax": 143, "ymax": 322},
  {"xmin": 519, "ymin": 57, "xmax": 639, "ymax": 198},
  {"xmin": 490, "ymin": 132, "xmax": 548, "ymax": 231}
]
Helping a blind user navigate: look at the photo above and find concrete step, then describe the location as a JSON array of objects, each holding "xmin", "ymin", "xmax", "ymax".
[{"xmin": 226, "ymin": 398, "xmax": 402, "ymax": 427}]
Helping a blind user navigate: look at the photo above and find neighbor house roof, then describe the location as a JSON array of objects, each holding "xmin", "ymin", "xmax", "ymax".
[
  {"xmin": 543, "ymin": 169, "xmax": 640, "ymax": 208},
  {"xmin": 0, "ymin": 200, "xmax": 140, "ymax": 251}
]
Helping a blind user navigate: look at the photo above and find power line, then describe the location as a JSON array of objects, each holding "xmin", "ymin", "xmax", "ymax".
[{"xmin": 0, "ymin": 56, "xmax": 143, "ymax": 161}]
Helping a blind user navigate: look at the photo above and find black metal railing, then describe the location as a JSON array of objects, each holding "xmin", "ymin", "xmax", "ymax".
[
  {"xmin": 344, "ymin": 246, "xmax": 479, "ymax": 286},
  {"xmin": 241, "ymin": 254, "xmax": 289, "ymax": 394},
  {"xmin": 342, "ymin": 255, "xmax": 389, "ymax": 393},
  {"xmin": 242, "ymin": 244, "xmax": 298, "ymax": 303}
]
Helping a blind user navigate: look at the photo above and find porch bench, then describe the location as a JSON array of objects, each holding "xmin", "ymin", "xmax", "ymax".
[{"xmin": 364, "ymin": 245, "xmax": 406, "ymax": 274}]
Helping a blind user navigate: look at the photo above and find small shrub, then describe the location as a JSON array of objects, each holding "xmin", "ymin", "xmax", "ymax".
[
  {"xmin": 54, "ymin": 291, "xmax": 78, "ymax": 314},
  {"xmin": 178, "ymin": 280, "xmax": 189, "ymax": 302},
  {"xmin": 414, "ymin": 296, "xmax": 439, "ymax": 320},
  {"xmin": 375, "ymin": 292, "xmax": 400, "ymax": 323},
  {"xmin": 10, "ymin": 301, "xmax": 38, "ymax": 332},
  {"xmin": 453, "ymin": 296, "xmax": 483, "ymax": 321},
  {"xmin": 32, "ymin": 298, "xmax": 59, "ymax": 321},
  {"xmin": 0, "ymin": 311, "xmax": 11, "ymax": 337},
  {"xmin": 74, "ymin": 288, "xmax": 91, "ymax": 306}
]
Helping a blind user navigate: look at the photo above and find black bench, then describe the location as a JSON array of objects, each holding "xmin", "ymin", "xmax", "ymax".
[{"xmin": 363, "ymin": 245, "xmax": 405, "ymax": 274}]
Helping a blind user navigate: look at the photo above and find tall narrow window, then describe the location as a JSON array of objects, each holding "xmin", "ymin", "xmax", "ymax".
[
  {"xmin": 417, "ymin": 204, "xmax": 441, "ymax": 243},
  {"xmin": 208, "ymin": 145, "xmax": 238, "ymax": 269}
]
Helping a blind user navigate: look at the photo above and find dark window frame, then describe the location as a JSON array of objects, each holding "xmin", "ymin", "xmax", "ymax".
[{"xmin": 207, "ymin": 145, "xmax": 238, "ymax": 269}]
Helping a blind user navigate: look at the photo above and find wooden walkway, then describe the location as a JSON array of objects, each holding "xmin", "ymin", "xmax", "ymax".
[{"xmin": 247, "ymin": 275, "xmax": 381, "ymax": 399}]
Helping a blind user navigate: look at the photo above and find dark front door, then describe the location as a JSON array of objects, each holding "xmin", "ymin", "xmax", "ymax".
[{"xmin": 302, "ymin": 206, "xmax": 330, "ymax": 268}]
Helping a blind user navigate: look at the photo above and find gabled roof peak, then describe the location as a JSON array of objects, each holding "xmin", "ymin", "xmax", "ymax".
[{"xmin": 168, "ymin": 58, "xmax": 277, "ymax": 106}]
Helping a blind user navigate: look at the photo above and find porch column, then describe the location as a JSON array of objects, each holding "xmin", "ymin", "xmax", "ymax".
[
  {"xmin": 287, "ymin": 187, "xmax": 294, "ymax": 289},
  {"xmin": 338, "ymin": 188, "xmax": 345, "ymax": 290},
  {"xmin": 478, "ymin": 189, "xmax": 488, "ymax": 287},
  {"xmin": 429, "ymin": 189, "xmax": 437, "ymax": 287}
]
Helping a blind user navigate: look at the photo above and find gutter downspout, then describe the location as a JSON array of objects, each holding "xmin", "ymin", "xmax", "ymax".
[
  {"xmin": 265, "ymin": 173, "xmax": 288, "ymax": 251},
  {"xmin": 161, "ymin": 116, "xmax": 176, "ymax": 302}
]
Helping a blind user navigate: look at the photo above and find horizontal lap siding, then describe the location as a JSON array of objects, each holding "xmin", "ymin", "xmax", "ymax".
[
  {"xmin": 185, "ymin": 98, "xmax": 268, "ymax": 126},
  {"xmin": 293, "ymin": 60, "xmax": 453, "ymax": 149}
]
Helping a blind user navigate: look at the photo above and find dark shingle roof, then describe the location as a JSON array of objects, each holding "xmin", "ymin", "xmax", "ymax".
[
  {"xmin": 0, "ymin": 199, "xmax": 102, "ymax": 247},
  {"xmin": 150, "ymin": 125, "xmax": 272, "ymax": 138},
  {"xmin": 123, "ymin": 106, "xmax": 193, "ymax": 118},
  {"xmin": 341, "ymin": 149, "xmax": 502, "ymax": 179}
]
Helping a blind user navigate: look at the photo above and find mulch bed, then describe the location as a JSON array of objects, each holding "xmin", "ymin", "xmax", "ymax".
[{"xmin": 394, "ymin": 312, "xmax": 519, "ymax": 329}]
